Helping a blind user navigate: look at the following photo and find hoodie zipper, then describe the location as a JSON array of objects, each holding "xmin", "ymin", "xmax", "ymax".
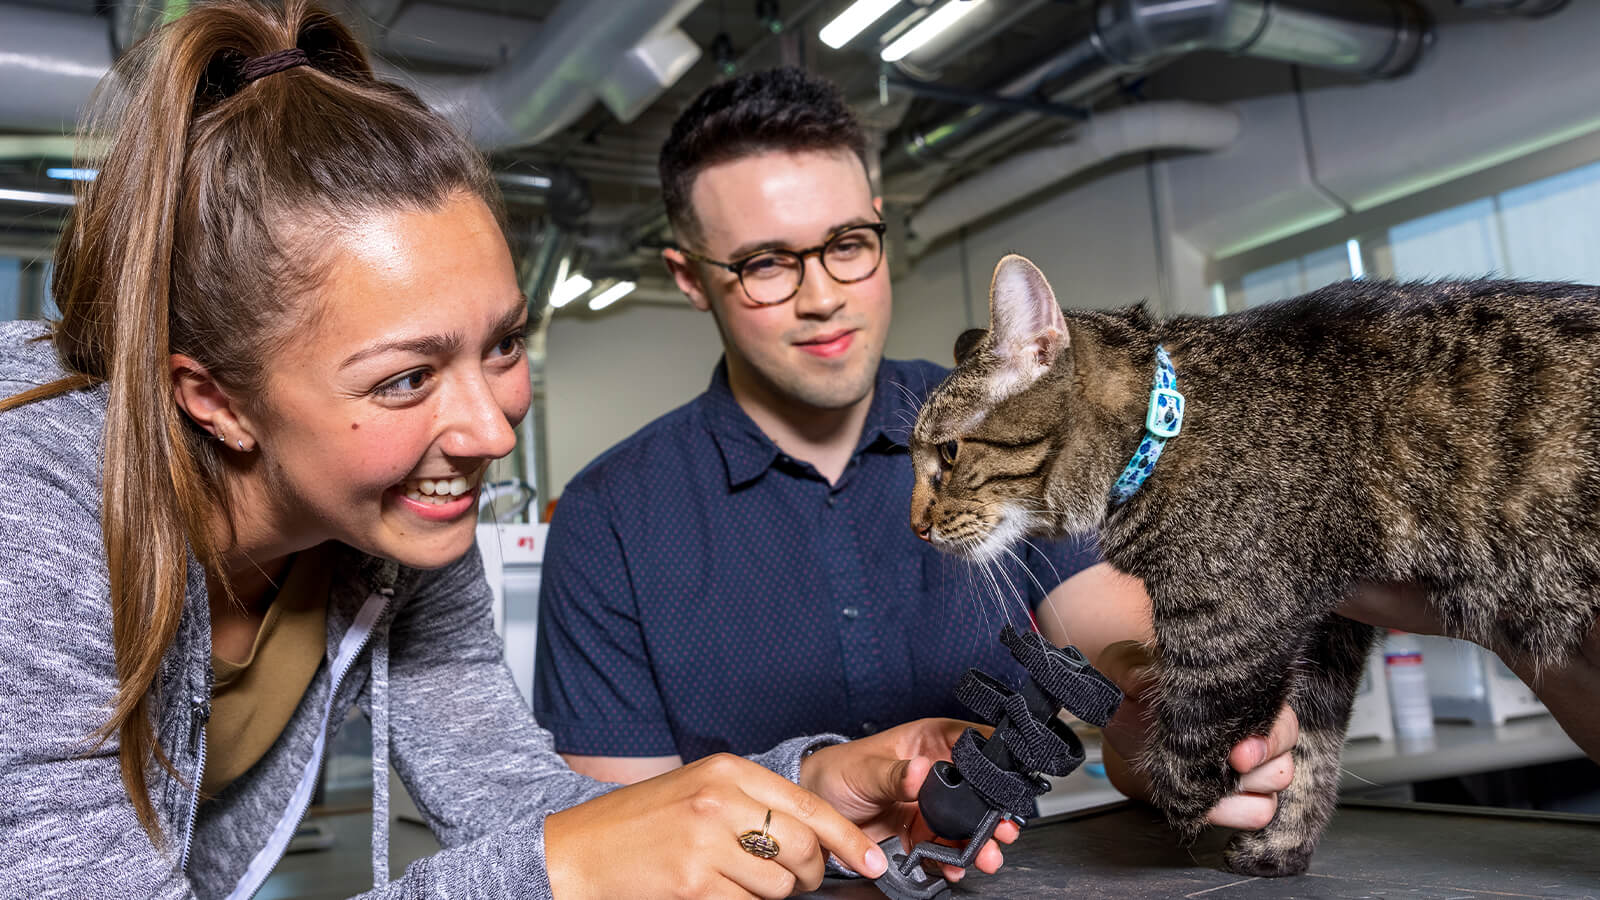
[
  {"xmin": 179, "ymin": 694, "xmax": 211, "ymax": 871},
  {"xmin": 228, "ymin": 587, "xmax": 392, "ymax": 900}
]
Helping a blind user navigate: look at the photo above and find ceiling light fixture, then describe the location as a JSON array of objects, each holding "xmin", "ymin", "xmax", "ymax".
[
  {"xmin": 0, "ymin": 188, "xmax": 76, "ymax": 205},
  {"xmin": 820, "ymin": 0, "xmax": 900, "ymax": 49},
  {"xmin": 880, "ymin": 0, "xmax": 984, "ymax": 62},
  {"xmin": 587, "ymin": 280, "xmax": 637, "ymax": 311},
  {"xmin": 549, "ymin": 274, "xmax": 593, "ymax": 308},
  {"xmin": 45, "ymin": 167, "xmax": 98, "ymax": 181}
]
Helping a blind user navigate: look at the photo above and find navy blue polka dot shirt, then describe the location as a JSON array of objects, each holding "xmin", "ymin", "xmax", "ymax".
[{"xmin": 533, "ymin": 357, "xmax": 1101, "ymax": 761}]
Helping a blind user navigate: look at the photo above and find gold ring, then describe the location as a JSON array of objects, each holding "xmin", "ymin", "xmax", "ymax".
[{"xmin": 738, "ymin": 809, "xmax": 780, "ymax": 860}]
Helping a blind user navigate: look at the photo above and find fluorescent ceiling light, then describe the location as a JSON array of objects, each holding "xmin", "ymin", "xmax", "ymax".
[
  {"xmin": 820, "ymin": 0, "xmax": 899, "ymax": 49},
  {"xmin": 45, "ymin": 167, "xmax": 97, "ymax": 181},
  {"xmin": 588, "ymin": 280, "xmax": 637, "ymax": 311},
  {"xmin": 0, "ymin": 188, "xmax": 75, "ymax": 205},
  {"xmin": 880, "ymin": 0, "xmax": 983, "ymax": 62},
  {"xmin": 549, "ymin": 274, "xmax": 592, "ymax": 308},
  {"xmin": 1345, "ymin": 238, "xmax": 1365, "ymax": 279}
]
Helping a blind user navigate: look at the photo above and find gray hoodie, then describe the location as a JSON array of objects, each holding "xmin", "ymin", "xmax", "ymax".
[{"xmin": 0, "ymin": 320, "xmax": 837, "ymax": 898}]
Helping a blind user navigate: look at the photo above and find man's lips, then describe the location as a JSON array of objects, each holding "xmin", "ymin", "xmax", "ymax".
[{"xmin": 795, "ymin": 329, "xmax": 857, "ymax": 358}]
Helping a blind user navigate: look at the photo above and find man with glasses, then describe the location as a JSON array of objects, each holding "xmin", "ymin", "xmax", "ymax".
[
  {"xmin": 530, "ymin": 67, "xmax": 1099, "ymax": 787},
  {"xmin": 530, "ymin": 70, "xmax": 1308, "ymax": 832}
]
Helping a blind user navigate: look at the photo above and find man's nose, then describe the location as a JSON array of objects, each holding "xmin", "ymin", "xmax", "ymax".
[{"xmin": 792, "ymin": 254, "xmax": 844, "ymax": 319}]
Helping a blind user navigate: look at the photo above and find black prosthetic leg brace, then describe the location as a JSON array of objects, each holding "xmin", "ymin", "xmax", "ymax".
[{"xmin": 872, "ymin": 625, "xmax": 1123, "ymax": 900}]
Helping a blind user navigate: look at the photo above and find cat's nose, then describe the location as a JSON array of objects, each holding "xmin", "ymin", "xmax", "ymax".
[{"xmin": 914, "ymin": 523, "xmax": 931, "ymax": 541}]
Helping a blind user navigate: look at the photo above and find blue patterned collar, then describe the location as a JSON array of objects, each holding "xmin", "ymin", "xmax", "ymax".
[{"xmin": 1110, "ymin": 345, "xmax": 1185, "ymax": 504}]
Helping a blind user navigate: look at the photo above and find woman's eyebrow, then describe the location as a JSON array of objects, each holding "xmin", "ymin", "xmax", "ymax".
[{"xmin": 340, "ymin": 332, "xmax": 462, "ymax": 369}]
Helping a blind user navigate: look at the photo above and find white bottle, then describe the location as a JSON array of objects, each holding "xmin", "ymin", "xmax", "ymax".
[{"xmin": 1384, "ymin": 630, "xmax": 1436, "ymax": 741}]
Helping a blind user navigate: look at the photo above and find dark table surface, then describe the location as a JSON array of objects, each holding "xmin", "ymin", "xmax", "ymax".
[
  {"xmin": 268, "ymin": 799, "xmax": 1598, "ymax": 899},
  {"xmin": 800, "ymin": 801, "xmax": 1600, "ymax": 899}
]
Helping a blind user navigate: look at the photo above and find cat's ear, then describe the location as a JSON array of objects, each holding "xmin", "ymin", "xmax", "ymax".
[{"xmin": 988, "ymin": 254, "xmax": 1068, "ymax": 388}]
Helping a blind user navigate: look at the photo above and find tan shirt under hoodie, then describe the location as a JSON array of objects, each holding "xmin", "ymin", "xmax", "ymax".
[{"xmin": 202, "ymin": 550, "xmax": 330, "ymax": 797}]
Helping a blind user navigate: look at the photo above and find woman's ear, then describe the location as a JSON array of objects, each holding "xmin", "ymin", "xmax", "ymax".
[{"xmin": 170, "ymin": 354, "xmax": 257, "ymax": 452}]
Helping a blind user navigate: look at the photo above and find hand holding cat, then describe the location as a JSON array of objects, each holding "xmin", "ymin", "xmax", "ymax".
[{"xmin": 1095, "ymin": 640, "xmax": 1300, "ymax": 831}]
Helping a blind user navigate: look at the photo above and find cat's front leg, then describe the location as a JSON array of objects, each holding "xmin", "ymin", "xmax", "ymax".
[
  {"xmin": 1139, "ymin": 576, "xmax": 1306, "ymax": 846},
  {"xmin": 1222, "ymin": 616, "xmax": 1375, "ymax": 877}
]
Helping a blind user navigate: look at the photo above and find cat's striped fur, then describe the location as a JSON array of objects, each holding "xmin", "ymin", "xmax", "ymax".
[{"xmin": 909, "ymin": 255, "xmax": 1600, "ymax": 876}]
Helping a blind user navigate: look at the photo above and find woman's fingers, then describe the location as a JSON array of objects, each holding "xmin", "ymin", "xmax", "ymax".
[
  {"xmin": 719, "ymin": 755, "xmax": 889, "ymax": 879},
  {"xmin": 722, "ymin": 807, "xmax": 826, "ymax": 894}
]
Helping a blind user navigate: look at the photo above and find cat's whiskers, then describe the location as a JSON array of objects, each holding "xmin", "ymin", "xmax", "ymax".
[
  {"xmin": 989, "ymin": 553, "xmax": 1030, "ymax": 624},
  {"xmin": 999, "ymin": 544, "xmax": 1052, "ymax": 626}
]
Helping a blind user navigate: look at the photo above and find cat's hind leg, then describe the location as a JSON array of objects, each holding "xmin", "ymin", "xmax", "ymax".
[{"xmin": 1222, "ymin": 615, "xmax": 1377, "ymax": 877}]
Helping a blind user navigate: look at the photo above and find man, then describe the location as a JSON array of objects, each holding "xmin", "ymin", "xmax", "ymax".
[{"xmin": 533, "ymin": 68, "xmax": 1298, "ymax": 832}]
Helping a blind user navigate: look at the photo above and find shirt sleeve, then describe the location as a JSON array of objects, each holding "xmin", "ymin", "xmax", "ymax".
[
  {"xmin": 534, "ymin": 474, "xmax": 679, "ymax": 757},
  {"xmin": 1022, "ymin": 531, "xmax": 1102, "ymax": 609}
]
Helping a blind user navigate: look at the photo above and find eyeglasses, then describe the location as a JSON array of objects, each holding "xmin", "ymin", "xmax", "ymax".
[{"xmin": 678, "ymin": 222, "xmax": 887, "ymax": 306}]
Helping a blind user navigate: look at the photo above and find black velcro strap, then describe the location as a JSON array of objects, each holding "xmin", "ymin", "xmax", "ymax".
[
  {"xmin": 954, "ymin": 669, "xmax": 1011, "ymax": 725},
  {"xmin": 1000, "ymin": 625, "xmax": 1123, "ymax": 727},
  {"xmin": 950, "ymin": 728, "xmax": 1042, "ymax": 818},
  {"xmin": 995, "ymin": 692, "xmax": 1086, "ymax": 777}
]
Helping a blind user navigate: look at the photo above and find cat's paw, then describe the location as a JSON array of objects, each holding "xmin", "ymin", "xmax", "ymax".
[
  {"xmin": 1141, "ymin": 749, "xmax": 1236, "ymax": 844},
  {"xmin": 1223, "ymin": 831, "xmax": 1312, "ymax": 877}
]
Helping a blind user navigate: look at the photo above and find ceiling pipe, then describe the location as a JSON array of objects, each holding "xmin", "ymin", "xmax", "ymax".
[
  {"xmin": 0, "ymin": 0, "xmax": 700, "ymax": 155},
  {"xmin": 907, "ymin": 100, "xmax": 1242, "ymax": 248},
  {"xmin": 399, "ymin": 0, "xmax": 701, "ymax": 150},
  {"xmin": 0, "ymin": 4, "xmax": 114, "ymax": 135},
  {"xmin": 1454, "ymin": 0, "xmax": 1567, "ymax": 14},
  {"xmin": 886, "ymin": 0, "xmax": 1430, "ymax": 176}
]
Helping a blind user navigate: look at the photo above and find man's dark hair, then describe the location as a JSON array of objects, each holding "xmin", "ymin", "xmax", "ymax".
[{"xmin": 659, "ymin": 66, "xmax": 868, "ymax": 246}]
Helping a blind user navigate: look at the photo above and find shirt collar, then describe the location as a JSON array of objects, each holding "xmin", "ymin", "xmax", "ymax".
[{"xmin": 701, "ymin": 358, "xmax": 923, "ymax": 489}]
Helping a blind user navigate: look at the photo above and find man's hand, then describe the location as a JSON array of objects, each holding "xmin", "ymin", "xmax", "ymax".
[
  {"xmin": 1339, "ymin": 581, "xmax": 1600, "ymax": 762},
  {"xmin": 1095, "ymin": 641, "xmax": 1299, "ymax": 830},
  {"xmin": 799, "ymin": 718, "xmax": 1020, "ymax": 883}
]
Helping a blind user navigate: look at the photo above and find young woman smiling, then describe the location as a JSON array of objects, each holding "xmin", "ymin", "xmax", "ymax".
[{"xmin": 0, "ymin": 2, "xmax": 1011, "ymax": 896}]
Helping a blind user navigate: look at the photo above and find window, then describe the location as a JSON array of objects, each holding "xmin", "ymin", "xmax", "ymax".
[
  {"xmin": 0, "ymin": 257, "xmax": 19, "ymax": 320},
  {"xmin": 1222, "ymin": 155, "xmax": 1600, "ymax": 308},
  {"xmin": 1236, "ymin": 244, "xmax": 1352, "ymax": 308}
]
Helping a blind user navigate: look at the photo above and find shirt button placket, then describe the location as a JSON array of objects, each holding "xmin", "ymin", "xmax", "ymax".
[{"xmin": 821, "ymin": 483, "xmax": 878, "ymax": 733}]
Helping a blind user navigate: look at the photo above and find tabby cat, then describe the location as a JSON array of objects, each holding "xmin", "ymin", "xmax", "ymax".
[{"xmin": 909, "ymin": 254, "xmax": 1600, "ymax": 877}]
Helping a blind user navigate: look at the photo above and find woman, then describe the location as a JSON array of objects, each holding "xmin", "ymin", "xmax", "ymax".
[{"xmin": 0, "ymin": 2, "xmax": 1012, "ymax": 896}]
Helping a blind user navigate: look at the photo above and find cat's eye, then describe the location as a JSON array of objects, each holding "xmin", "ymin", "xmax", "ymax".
[{"xmin": 938, "ymin": 440, "xmax": 959, "ymax": 467}]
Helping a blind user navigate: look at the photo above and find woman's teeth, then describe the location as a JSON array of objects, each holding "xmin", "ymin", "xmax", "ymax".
[{"xmin": 403, "ymin": 476, "xmax": 474, "ymax": 505}]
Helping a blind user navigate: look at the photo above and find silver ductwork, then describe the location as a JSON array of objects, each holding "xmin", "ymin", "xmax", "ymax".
[
  {"xmin": 1455, "ymin": 0, "xmax": 1568, "ymax": 14},
  {"xmin": 888, "ymin": 0, "xmax": 1431, "ymax": 175},
  {"xmin": 401, "ymin": 0, "xmax": 701, "ymax": 150},
  {"xmin": 0, "ymin": 1, "xmax": 700, "ymax": 154},
  {"xmin": 908, "ymin": 101, "xmax": 1243, "ymax": 248},
  {"xmin": 0, "ymin": 5, "xmax": 114, "ymax": 135}
]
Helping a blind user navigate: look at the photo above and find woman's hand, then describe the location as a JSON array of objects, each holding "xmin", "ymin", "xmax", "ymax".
[
  {"xmin": 799, "ymin": 718, "xmax": 1020, "ymax": 883},
  {"xmin": 1095, "ymin": 641, "xmax": 1299, "ymax": 830},
  {"xmin": 544, "ymin": 751, "xmax": 888, "ymax": 900}
]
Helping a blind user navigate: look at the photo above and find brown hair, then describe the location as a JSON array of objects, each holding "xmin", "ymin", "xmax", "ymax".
[
  {"xmin": 658, "ymin": 66, "xmax": 868, "ymax": 245},
  {"xmin": 0, "ymin": 0, "xmax": 494, "ymax": 842}
]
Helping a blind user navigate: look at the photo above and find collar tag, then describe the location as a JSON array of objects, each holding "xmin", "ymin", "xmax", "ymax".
[{"xmin": 1146, "ymin": 387, "xmax": 1185, "ymax": 438}]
